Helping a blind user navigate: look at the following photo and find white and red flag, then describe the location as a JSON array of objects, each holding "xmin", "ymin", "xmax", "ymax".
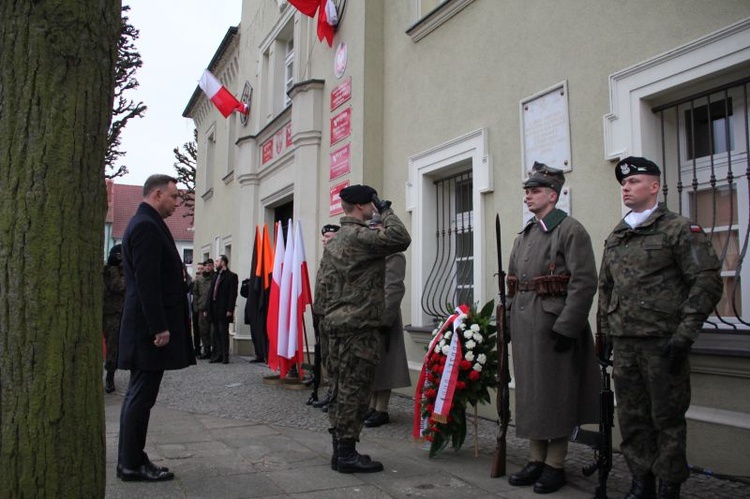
[
  {"xmin": 199, "ymin": 69, "xmax": 248, "ymax": 118},
  {"xmin": 277, "ymin": 219, "xmax": 296, "ymax": 377},
  {"xmin": 288, "ymin": 0, "xmax": 337, "ymax": 47},
  {"xmin": 286, "ymin": 220, "xmax": 312, "ymax": 367},
  {"xmin": 266, "ymin": 221, "xmax": 285, "ymax": 372}
]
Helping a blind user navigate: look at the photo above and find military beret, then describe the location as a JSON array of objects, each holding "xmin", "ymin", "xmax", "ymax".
[
  {"xmin": 339, "ymin": 184, "xmax": 377, "ymax": 204},
  {"xmin": 321, "ymin": 224, "xmax": 340, "ymax": 235},
  {"xmin": 616, "ymin": 156, "xmax": 661, "ymax": 183},
  {"xmin": 204, "ymin": 258, "xmax": 214, "ymax": 264},
  {"xmin": 523, "ymin": 162, "xmax": 565, "ymax": 194}
]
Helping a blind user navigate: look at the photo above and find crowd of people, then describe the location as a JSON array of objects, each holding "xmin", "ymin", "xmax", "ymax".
[{"xmin": 104, "ymin": 164, "xmax": 722, "ymax": 498}]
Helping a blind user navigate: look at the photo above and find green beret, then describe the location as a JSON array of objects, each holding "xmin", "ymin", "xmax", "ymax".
[
  {"xmin": 616, "ymin": 156, "xmax": 661, "ymax": 183},
  {"xmin": 339, "ymin": 184, "xmax": 377, "ymax": 204}
]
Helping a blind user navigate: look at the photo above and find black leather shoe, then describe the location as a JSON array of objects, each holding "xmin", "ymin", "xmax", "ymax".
[
  {"xmin": 533, "ymin": 465, "xmax": 566, "ymax": 494},
  {"xmin": 249, "ymin": 357, "xmax": 265, "ymax": 363},
  {"xmin": 658, "ymin": 480, "xmax": 681, "ymax": 499},
  {"xmin": 362, "ymin": 407, "xmax": 376, "ymax": 422},
  {"xmin": 625, "ymin": 473, "xmax": 656, "ymax": 499},
  {"xmin": 104, "ymin": 374, "xmax": 115, "ymax": 394},
  {"xmin": 222, "ymin": 356, "xmax": 229, "ymax": 364},
  {"xmin": 364, "ymin": 411, "xmax": 390, "ymax": 428},
  {"xmin": 117, "ymin": 460, "xmax": 169, "ymax": 478},
  {"xmin": 209, "ymin": 357, "xmax": 221, "ymax": 363},
  {"xmin": 508, "ymin": 461, "xmax": 545, "ymax": 486},
  {"xmin": 312, "ymin": 391, "xmax": 332, "ymax": 408},
  {"xmin": 119, "ymin": 464, "xmax": 174, "ymax": 482}
]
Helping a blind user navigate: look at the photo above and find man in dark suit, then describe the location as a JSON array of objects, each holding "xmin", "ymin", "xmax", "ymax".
[
  {"xmin": 207, "ymin": 254, "xmax": 238, "ymax": 364},
  {"xmin": 117, "ymin": 174, "xmax": 196, "ymax": 482}
]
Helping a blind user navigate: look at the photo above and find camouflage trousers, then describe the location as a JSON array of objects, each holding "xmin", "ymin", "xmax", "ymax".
[
  {"xmin": 103, "ymin": 313, "xmax": 121, "ymax": 373},
  {"xmin": 198, "ymin": 313, "xmax": 212, "ymax": 352},
  {"xmin": 613, "ymin": 336, "xmax": 691, "ymax": 483},
  {"xmin": 326, "ymin": 326, "xmax": 381, "ymax": 441}
]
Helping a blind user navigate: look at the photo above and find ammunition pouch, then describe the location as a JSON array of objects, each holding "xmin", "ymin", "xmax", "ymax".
[{"xmin": 506, "ymin": 274, "xmax": 570, "ymax": 297}]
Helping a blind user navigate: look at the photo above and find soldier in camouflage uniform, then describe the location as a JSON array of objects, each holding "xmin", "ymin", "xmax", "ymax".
[
  {"xmin": 103, "ymin": 244, "xmax": 125, "ymax": 393},
  {"xmin": 314, "ymin": 184, "xmax": 411, "ymax": 474},
  {"xmin": 193, "ymin": 259, "xmax": 215, "ymax": 359},
  {"xmin": 598, "ymin": 157, "xmax": 723, "ymax": 499}
]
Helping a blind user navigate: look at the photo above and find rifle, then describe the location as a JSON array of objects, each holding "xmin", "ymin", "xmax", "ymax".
[
  {"xmin": 490, "ymin": 214, "xmax": 511, "ymax": 478},
  {"xmin": 570, "ymin": 321, "xmax": 613, "ymax": 498}
]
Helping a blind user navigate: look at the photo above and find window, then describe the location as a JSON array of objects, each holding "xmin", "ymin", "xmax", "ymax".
[
  {"xmin": 284, "ymin": 39, "xmax": 294, "ymax": 108},
  {"xmin": 183, "ymin": 248, "xmax": 193, "ymax": 265},
  {"xmin": 205, "ymin": 127, "xmax": 216, "ymax": 194},
  {"xmin": 653, "ymin": 80, "xmax": 750, "ymax": 328},
  {"xmin": 260, "ymin": 13, "xmax": 294, "ymax": 122},
  {"xmin": 407, "ymin": 0, "xmax": 476, "ymax": 42},
  {"xmin": 421, "ymin": 172, "xmax": 474, "ymax": 318},
  {"xmin": 407, "ymin": 128, "xmax": 492, "ymax": 327}
]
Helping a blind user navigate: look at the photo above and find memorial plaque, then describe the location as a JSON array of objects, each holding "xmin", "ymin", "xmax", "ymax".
[{"xmin": 521, "ymin": 82, "xmax": 571, "ymax": 176}]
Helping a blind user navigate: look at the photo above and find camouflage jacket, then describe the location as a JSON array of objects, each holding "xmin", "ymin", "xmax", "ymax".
[
  {"xmin": 598, "ymin": 203, "xmax": 722, "ymax": 342},
  {"xmin": 103, "ymin": 264, "xmax": 125, "ymax": 316},
  {"xmin": 192, "ymin": 272, "xmax": 214, "ymax": 312},
  {"xmin": 314, "ymin": 208, "xmax": 411, "ymax": 331}
]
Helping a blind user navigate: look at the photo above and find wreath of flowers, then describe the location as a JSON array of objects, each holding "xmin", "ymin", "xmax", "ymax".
[{"xmin": 413, "ymin": 300, "xmax": 498, "ymax": 457}]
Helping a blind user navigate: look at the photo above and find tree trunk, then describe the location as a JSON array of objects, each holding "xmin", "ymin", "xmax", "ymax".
[{"xmin": 0, "ymin": 1, "xmax": 121, "ymax": 496}]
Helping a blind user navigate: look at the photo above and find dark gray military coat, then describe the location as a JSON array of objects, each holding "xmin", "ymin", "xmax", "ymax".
[{"xmin": 508, "ymin": 209, "xmax": 600, "ymax": 440}]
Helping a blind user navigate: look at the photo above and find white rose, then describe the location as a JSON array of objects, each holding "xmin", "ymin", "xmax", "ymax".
[
  {"xmin": 470, "ymin": 324, "xmax": 480, "ymax": 332},
  {"xmin": 463, "ymin": 330, "xmax": 473, "ymax": 339},
  {"xmin": 465, "ymin": 351, "xmax": 475, "ymax": 362},
  {"xmin": 477, "ymin": 353, "xmax": 487, "ymax": 365},
  {"xmin": 434, "ymin": 344, "xmax": 441, "ymax": 353},
  {"xmin": 441, "ymin": 345, "xmax": 450, "ymax": 356},
  {"xmin": 466, "ymin": 340, "xmax": 476, "ymax": 350},
  {"xmin": 444, "ymin": 330, "xmax": 452, "ymax": 340},
  {"xmin": 432, "ymin": 328, "xmax": 439, "ymax": 337},
  {"xmin": 473, "ymin": 363, "xmax": 483, "ymax": 372}
]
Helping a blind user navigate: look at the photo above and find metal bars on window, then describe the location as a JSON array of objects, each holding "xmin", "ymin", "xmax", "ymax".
[
  {"xmin": 652, "ymin": 77, "xmax": 750, "ymax": 329},
  {"xmin": 421, "ymin": 171, "xmax": 474, "ymax": 319}
]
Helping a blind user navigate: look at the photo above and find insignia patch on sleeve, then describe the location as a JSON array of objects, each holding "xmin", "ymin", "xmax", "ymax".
[{"xmin": 690, "ymin": 224, "xmax": 704, "ymax": 233}]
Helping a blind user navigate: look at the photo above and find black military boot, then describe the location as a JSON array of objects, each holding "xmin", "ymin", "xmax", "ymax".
[
  {"xmin": 337, "ymin": 439, "xmax": 383, "ymax": 473},
  {"xmin": 625, "ymin": 473, "xmax": 656, "ymax": 499},
  {"xmin": 508, "ymin": 461, "xmax": 544, "ymax": 486},
  {"xmin": 657, "ymin": 480, "xmax": 681, "ymax": 499},
  {"xmin": 330, "ymin": 435, "xmax": 338, "ymax": 471},
  {"xmin": 104, "ymin": 371, "xmax": 115, "ymax": 393}
]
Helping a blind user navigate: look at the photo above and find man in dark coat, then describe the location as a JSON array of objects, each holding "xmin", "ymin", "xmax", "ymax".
[
  {"xmin": 117, "ymin": 174, "xmax": 196, "ymax": 482},
  {"xmin": 207, "ymin": 254, "xmax": 238, "ymax": 364}
]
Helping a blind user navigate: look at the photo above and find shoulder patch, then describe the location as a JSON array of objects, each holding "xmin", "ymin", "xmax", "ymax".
[{"xmin": 690, "ymin": 224, "xmax": 704, "ymax": 234}]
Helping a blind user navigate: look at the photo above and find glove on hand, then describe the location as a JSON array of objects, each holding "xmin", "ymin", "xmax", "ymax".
[
  {"xmin": 372, "ymin": 194, "xmax": 392, "ymax": 214},
  {"xmin": 660, "ymin": 336, "xmax": 693, "ymax": 375},
  {"xmin": 552, "ymin": 332, "xmax": 575, "ymax": 353}
]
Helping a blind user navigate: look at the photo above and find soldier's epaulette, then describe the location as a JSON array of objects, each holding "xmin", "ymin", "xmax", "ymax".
[{"xmin": 690, "ymin": 224, "xmax": 704, "ymax": 234}]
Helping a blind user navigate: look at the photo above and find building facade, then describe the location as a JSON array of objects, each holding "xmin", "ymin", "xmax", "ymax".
[{"xmin": 184, "ymin": 0, "xmax": 750, "ymax": 474}]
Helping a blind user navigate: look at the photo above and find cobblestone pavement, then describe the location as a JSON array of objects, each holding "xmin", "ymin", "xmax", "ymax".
[{"xmin": 106, "ymin": 356, "xmax": 750, "ymax": 498}]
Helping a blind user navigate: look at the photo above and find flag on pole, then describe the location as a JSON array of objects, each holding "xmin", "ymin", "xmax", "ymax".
[
  {"xmin": 266, "ymin": 222, "xmax": 285, "ymax": 371},
  {"xmin": 288, "ymin": 0, "xmax": 337, "ymax": 47},
  {"xmin": 199, "ymin": 69, "xmax": 248, "ymax": 118},
  {"xmin": 287, "ymin": 220, "xmax": 312, "ymax": 368},
  {"xmin": 277, "ymin": 219, "xmax": 296, "ymax": 377}
]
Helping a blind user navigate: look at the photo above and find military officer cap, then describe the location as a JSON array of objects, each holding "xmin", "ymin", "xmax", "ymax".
[
  {"xmin": 616, "ymin": 156, "xmax": 661, "ymax": 183},
  {"xmin": 523, "ymin": 162, "xmax": 565, "ymax": 194},
  {"xmin": 339, "ymin": 184, "xmax": 377, "ymax": 204},
  {"xmin": 321, "ymin": 224, "xmax": 340, "ymax": 235}
]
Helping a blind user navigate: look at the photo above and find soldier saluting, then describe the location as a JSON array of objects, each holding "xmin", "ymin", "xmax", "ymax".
[{"xmin": 598, "ymin": 157, "xmax": 722, "ymax": 499}]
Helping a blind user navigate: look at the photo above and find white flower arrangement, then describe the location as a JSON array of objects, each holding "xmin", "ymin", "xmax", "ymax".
[
  {"xmin": 473, "ymin": 363, "xmax": 483, "ymax": 372},
  {"xmin": 465, "ymin": 351, "xmax": 475, "ymax": 362},
  {"xmin": 465, "ymin": 340, "xmax": 476, "ymax": 350},
  {"xmin": 477, "ymin": 353, "xmax": 487, "ymax": 365}
]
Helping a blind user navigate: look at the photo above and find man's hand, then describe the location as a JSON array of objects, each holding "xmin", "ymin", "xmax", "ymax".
[
  {"xmin": 154, "ymin": 330, "xmax": 170, "ymax": 348},
  {"xmin": 372, "ymin": 194, "xmax": 392, "ymax": 214},
  {"xmin": 552, "ymin": 332, "xmax": 574, "ymax": 353},
  {"xmin": 661, "ymin": 336, "xmax": 693, "ymax": 374}
]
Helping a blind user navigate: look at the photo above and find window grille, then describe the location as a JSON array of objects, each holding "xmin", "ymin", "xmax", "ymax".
[
  {"xmin": 421, "ymin": 171, "xmax": 474, "ymax": 319},
  {"xmin": 652, "ymin": 77, "xmax": 750, "ymax": 329}
]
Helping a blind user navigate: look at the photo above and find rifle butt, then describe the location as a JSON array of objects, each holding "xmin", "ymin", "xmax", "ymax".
[{"xmin": 489, "ymin": 441, "xmax": 506, "ymax": 478}]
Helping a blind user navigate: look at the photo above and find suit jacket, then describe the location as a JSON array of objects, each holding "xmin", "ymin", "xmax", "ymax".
[
  {"xmin": 118, "ymin": 202, "xmax": 196, "ymax": 371},
  {"xmin": 207, "ymin": 268, "xmax": 238, "ymax": 323}
]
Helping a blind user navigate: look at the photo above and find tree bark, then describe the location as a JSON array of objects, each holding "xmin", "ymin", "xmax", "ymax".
[{"xmin": 0, "ymin": 1, "xmax": 121, "ymax": 496}]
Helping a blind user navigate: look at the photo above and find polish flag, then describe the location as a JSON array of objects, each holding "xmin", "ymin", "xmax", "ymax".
[
  {"xmin": 199, "ymin": 70, "xmax": 248, "ymax": 118},
  {"xmin": 277, "ymin": 219, "xmax": 296, "ymax": 377},
  {"xmin": 286, "ymin": 220, "xmax": 312, "ymax": 368},
  {"xmin": 266, "ymin": 222, "xmax": 285, "ymax": 371},
  {"xmin": 288, "ymin": 0, "xmax": 337, "ymax": 47}
]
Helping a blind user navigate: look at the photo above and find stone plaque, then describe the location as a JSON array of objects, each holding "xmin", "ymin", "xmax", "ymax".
[{"xmin": 521, "ymin": 82, "xmax": 571, "ymax": 176}]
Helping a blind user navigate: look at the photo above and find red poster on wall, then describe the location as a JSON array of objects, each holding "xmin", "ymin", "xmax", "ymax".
[
  {"xmin": 261, "ymin": 139, "xmax": 274, "ymax": 164},
  {"xmin": 330, "ymin": 143, "xmax": 351, "ymax": 180},
  {"xmin": 330, "ymin": 107, "xmax": 351, "ymax": 145},
  {"xmin": 330, "ymin": 77, "xmax": 352, "ymax": 111},
  {"xmin": 330, "ymin": 180, "xmax": 350, "ymax": 217},
  {"xmin": 285, "ymin": 121, "xmax": 292, "ymax": 147}
]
